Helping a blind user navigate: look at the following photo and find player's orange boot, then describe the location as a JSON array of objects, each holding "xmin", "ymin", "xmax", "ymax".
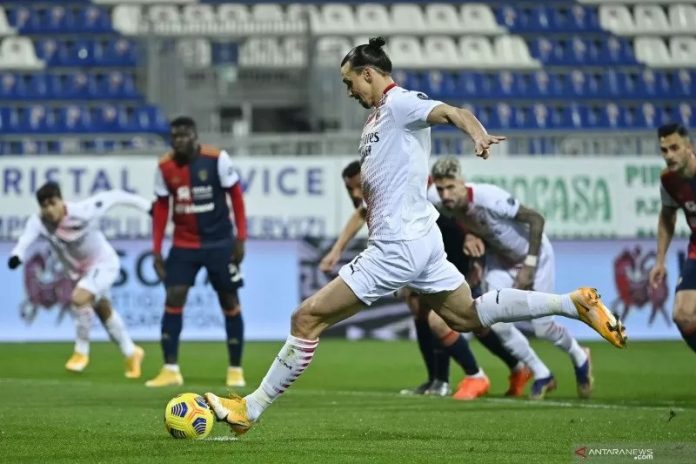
[
  {"xmin": 452, "ymin": 375, "xmax": 490, "ymax": 400},
  {"xmin": 65, "ymin": 352, "xmax": 89, "ymax": 373},
  {"xmin": 505, "ymin": 366, "xmax": 533, "ymax": 397},
  {"xmin": 571, "ymin": 288, "xmax": 627, "ymax": 348},
  {"xmin": 125, "ymin": 346, "xmax": 145, "ymax": 379},
  {"xmin": 145, "ymin": 366, "xmax": 183, "ymax": 387},
  {"xmin": 226, "ymin": 367, "xmax": 246, "ymax": 387},
  {"xmin": 204, "ymin": 392, "xmax": 253, "ymax": 436}
]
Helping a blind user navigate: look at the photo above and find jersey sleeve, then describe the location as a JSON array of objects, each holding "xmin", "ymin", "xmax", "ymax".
[
  {"xmin": 474, "ymin": 184, "xmax": 521, "ymax": 219},
  {"xmin": 10, "ymin": 214, "xmax": 43, "ymax": 261},
  {"xmin": 154, "ymin": 167, "xmax": 170, "ymax": 198},
  {"xmin": 390, "ymin": 90, "xmax": 443, "ymax": 131},
  {"xmin": 218, "ymin": 150, "xmax": 240, "ymax": 188},
  {"xmin": 660, "ymin": 184, "xmax": 679, "ymax": 208},
  {"xmin": 79, "ymin": 190, "xmax": 152, "ymax": 220}
]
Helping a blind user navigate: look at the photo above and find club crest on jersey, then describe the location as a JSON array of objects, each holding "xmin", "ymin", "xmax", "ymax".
[
  {"xmin": 416, "ymin": 92, "xmax": 430, "ymax": 100},
  {"xmin": 198, "ymin": 170, "xmax": 208, "ymax": 182},
  {"xmin": 176, "ymin": 186, "xmax": 191, "ymax": 201}
]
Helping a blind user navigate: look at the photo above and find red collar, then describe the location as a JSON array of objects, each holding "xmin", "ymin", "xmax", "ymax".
[{"xmin": 383, "ymin": 83, "xmax": 397, "ymax": 95}]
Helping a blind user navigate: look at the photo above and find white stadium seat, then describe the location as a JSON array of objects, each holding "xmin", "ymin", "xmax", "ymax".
[
  {"xmin": 181, "ymin": 4, "xmax": 215, "ymax": 24},
  {"xmin": 148, "ymin": 4, "xmax": 180, "ymax": 26},
  {"xmin": 459, "ymin": 36, "xmax": 495, "ymax": 67},
  {"xmin": 669, "ymin": 5, "xmax": 696, "ymax": 33},
  {"xmin": 251, "ymin": 4, "xmax": 285, "ymax": 21},
  {"xmin": 633, "ymin": 5, "xmax": 671, "ymax": 34},
  {"xmin": 599, "ymin": 5, "xmax": 635, "ymax": 35},
  {"xmin": 634, "ymin": 37, "xmax": 672, "ymax": 67},
  {"xmin": 425, "ymin": 3, "xmax": 463, "ymax": 34},
  {"xmin": 494, "ymin": 36, "xmax": 540, "ymax": 69},
  {"xmin": 316, "ymin": 36, "xmax": 352, "ymax": 66},
  {"xmin": 286, "ymin": 4, "xmax": 319, "ymax": 21},
  {"xmin": 0, "ymin": 37, "xmax": 44, "ymax": 70},
  {"xmin": 176, "ymin": 38, "xmax": 211, "ymax": 68},
  {"xmin": 281, "ymin": 37, "xmax": 306, "ymax": 66},
  {"xmin": 461, "ymin": 4, "xmax": 505, "ymax": 34},
  {"xmin": 0, "ymin": 7, "xmax": 16, "ymax": 36},
  {"xmin": 217, "ymin": 4, "xmax": 250, "ymax": 23},
  {"xmin": 386, "ymin": 36, "xmax": 426, "ymax": 68},
  {"xmin": 354, "ymin": 4, "xmax": 391, "ymax": 35},
  {"xmin": 670, "ymin": 36, "xmax": 696, "ymax": 65},
  {"xmin": 391, "ymin": 4, "xmax": 428, "ymax": 34},
  {"xmin": 422, "ymin": 36, "xmax": 460, "ymax": 68},
  {"xmin": 312, "ymin": 4, "xmax": 355, "ymax": 35},
  {"xmin": 111, "ymin": 5, "xmax": 142, "ymax": 35},
  {"xmin": 240, "ymin": 38, "xmax": 283, "ymax": 67}
]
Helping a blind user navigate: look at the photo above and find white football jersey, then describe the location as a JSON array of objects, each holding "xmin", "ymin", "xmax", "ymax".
[
  {"xmin": 437, "ymin": 183, "xmax": 551, "ymax": 264},
  {"xmin": 11, "ymin": 190, "xmax": 151, "ymax": 274},
  {"xmin": 358, "ymin": 85, "xmax": 442, "ymax": 241}
]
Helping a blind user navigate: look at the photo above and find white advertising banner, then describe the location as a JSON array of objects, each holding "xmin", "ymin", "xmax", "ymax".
[
  {"xmin": 0, "ymin": 155, "xmax": 686, "ymax": 240},
  {"xmin": 0, "ymin": 239, "xmax": 299, "ymax": 342}
]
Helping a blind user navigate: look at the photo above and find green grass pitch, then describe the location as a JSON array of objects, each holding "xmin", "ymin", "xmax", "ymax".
[{"xmin": 1, "ymin": 340, "xmax": 695, "ymax": 463}]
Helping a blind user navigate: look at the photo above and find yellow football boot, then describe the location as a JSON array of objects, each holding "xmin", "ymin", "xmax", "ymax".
[
  {"xmin": 204, "ymin": 392, "xmax": 253, "ymax": 436},
  {"xmin": 571, "ymin": 288, "xmax": 627, "ymax": 348},
  {"xmin": 124, "ymin": 346, "xmax": 145, "ymax": 379},
  {"xmin": 65, "ymin": 352, "xmax": 89, "ymax": 373},
  {"xmin": 145, "ymin": 366, "xmax": 183, "ymax": 387},
  {"xmin": 226, "ymin": 367, "xmax": 246, "ymax": 387}
]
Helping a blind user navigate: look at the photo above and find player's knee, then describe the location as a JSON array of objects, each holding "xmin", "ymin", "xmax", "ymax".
[
  {"xmin": 166, "ymin": 287, "xmax": 188, "ymax": 307},
  {"xmin": 71, "ymin": 289, "xmax": 93, "ymax": 308},
  {"xmin": 673, "ymin": 308, "xmax": 695, "ymax": 329},
  {"xmin": 223, "ymin": 305, "xmax": 241, "ymax": 317},
  {"xmin": 291, "ymin": 299, "xmax": 324, "ymax": 337},
  {"xmin": 93, "ymin": 299, "xmax": 112, "ymax": 322},
  {"xmin": 427, "ymin": 311, "xmax": 451, "ymax": 338}
]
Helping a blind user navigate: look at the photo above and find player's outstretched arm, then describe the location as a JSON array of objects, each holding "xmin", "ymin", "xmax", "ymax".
[
  {"xmin": 8, "ymin": 214, "xmax": 42, "ymax": 270},
  {"xmin": 650, "ymin": 205, "xmax": 678, "ymax": 288},
  {"xmin": 92, "ymin": 190, "xmax": 153, "ymax": 214},
  {"xmin": 319, "ymin": 207, "xmax": 366, "ymax": 272},
  {"xmin": 426, "ymin": 104, "xmax": 506, "ymax": 159}
]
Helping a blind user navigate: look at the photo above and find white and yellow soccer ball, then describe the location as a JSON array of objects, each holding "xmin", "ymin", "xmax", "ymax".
[{"xmin": 164, "ymin": 393, "xmax": 215, "ymax": 439}]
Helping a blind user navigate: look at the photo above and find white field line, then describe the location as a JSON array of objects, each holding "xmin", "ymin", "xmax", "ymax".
[{"xmin": 0, "ymin": 377, "xmax": 690, "ymax": 412}]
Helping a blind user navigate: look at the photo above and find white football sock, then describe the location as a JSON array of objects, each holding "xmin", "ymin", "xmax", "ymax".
[
  {"xmin": 491, "ymin": 322, "xmax": 551, "ymax": 379},
  {"xmin": 103, "ymin": 311, "xmax": 136, "ymax": 357},
  {"xmin": 73, "ymin": 304, "xmax": 92, "ymax": 356},
  {"xmin": 164, "ymin": 364, "xmax": 180, "ymax": 372},
  {"xmin": 245, "ymin": 335, "xmax": 318, "ymax": 421},
  {"xmin": 475, "ymin": 289, "xmax": 577, "ymax": 327},
  {"xmin": 532, "ymin": 317, "xmax": 588, "ymax": 367}
]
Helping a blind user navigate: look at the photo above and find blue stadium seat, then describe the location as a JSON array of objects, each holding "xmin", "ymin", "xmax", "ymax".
[
  {"xmin": 55, "ymin": 105, "xmax": 91, "ymax": 133},
  {"xmin": 590, "ymin": 103, "xmax": 627, "ymax": 129},
  {"xmin": 132, "ymin": 105, "xmax": 168, "ymax": 133},
  {"xmin": 489, "ymin": 71, "xmax": 524, "ymax": 99},
  {"xmin": 0, "ymin": 72, "xmax": 22, "ymax": 99},
  {"xmin": 525, "ymin": 70, "xmax": 563, "ymax": 98},
  {"xmin": 95, "ymin": 71, "xmax": 140, "ymax": 100},
  {"xmin": 455, "ymin": 72, "xmax": 484, "ymax": 99},
  {"xmin": 551, "ymin": 6, "xmax": 601, "ymax": 32},
  {"xmin": 92, "ymin": 104, "xmax": 126, "ymax": 132},
  {"xmin": 97, "ymin": 39, "xmax": 137, "ymax": 66},
  {"xmin": 42, "ymin": 6, "xmax": 76, "ymax": 34},
  {"xmin": 79, "ymin": 6, "xmax": 112, "ymax": 33},
  {"xmin": 17, "ymin": 105, "xmax": 51, "ymax": 134},
  {"xmin": 419, "ymin": 71, "xmax": 458, "ymax": 100}
]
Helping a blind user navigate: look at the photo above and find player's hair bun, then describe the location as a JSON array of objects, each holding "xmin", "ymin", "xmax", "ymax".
[{"xmin": 368, "ymin": 37, "xmax": 386, "ymax": 49}]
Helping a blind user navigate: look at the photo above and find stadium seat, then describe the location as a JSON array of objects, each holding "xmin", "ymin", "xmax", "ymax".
[
  {"xmin": 148, "ymin": 4, "xmax": 181, "ymax": 34},
  {"xmin": 217, "ymin": 4, "xmax": 250, "ymax": 24},
  {"xmin": 96, "ymin": 71, "xmax": 140, "ymax": 99},
  {"xmin": 0, "ymin": 7, "xmax": 16, "ymax": 35},
  {"xmin": 551, "ymin": 5, "xmax": 601, "ymax": 32},
  {"xmin": 286, "ymin": 4, "xmax": 318, "ymax": 21},
  {"xmin": 61, "ymin": 72, "xmax": 96, "ymax": 99},
  {"xmin": 598, "ymin": 37, "xmax": 637, "ymax": 65},
  {"xmin": 80, "ymin": 6, "xmax": 112, "ymax": 33},
  {"xmin": 0, "ymin": 72, "xmax": 21, "ymax": 99},
  {"xmin": 391, "ymin": 4, "xmax": 427, "ymax": 34},
  {"xmin": 42, "ymin": 6, "xmax": 75, "ymax": 34},
  {"xmin": 354, "ymin": 4, "xmax": 391, "ymax": 35},
  {"xmin": 494, "ymin": 36, "xmax": 539, "ymax": 69},
  {"xmin": 6, "ymin": 6, "xmax": 36, "ymax": 33},
  {"xmin": 316, "ymin": 36, "xmax": 352, "ymax": 66},
  {"xmin": 422, "ymin": 37, "xmax": 460, "ymax": 68},
  {"xmin": 459, "ymin": 36, "xmax": 494, "ymax": 68},
  {"xmin": 182, "ymin": 4, "xmax": 215, "ymax": 24},
  {"xmin": 669, "ymin": 5, "xmax": 696, "ymax": 34},
  {"xmin": 176, "ymin": 38, "xmax": 211, "ymax": 69},
  {"xmin": 312, "ymin": 4, "xmax": 355, "ymax": 35},
  {"xmin": 386, "ymin": 36, "xmax": 425, "ymax": 68},
  {"xmin": 456, "ymin": 71, "xmax": 484, "ymax": 98},
  {"xmin": 98, "ymin": 38, "xmax": 137, "ymax": 66},
  {"xmin": 111, "ymin": 5, "xmax": 142, "ymax": 35},
  {"xmin": 594, "ymin": 102, "xmax": 626, "ymax": 129},
  {"xmin": 599, "ymin": 5, "xmax": 635, "ymax": 35},
  {"xmin": 55, "ymin": 105, "xmax": 91, "ymax": 133},
  {"xmin": 672, "ymin": 69, "xmax": 695, "ymax": 98},
  {"xmin": 424, "ymin": 3, "xmax": 462, "ymax": 34},
  {"xmin": 490, "ymin": 70, "xmax": 522, "ymax": 98},
  {"xmin": 462, "ymin": 4, "xmax": 504, "ymax": 34},
  {"xmin": 18, "ymin": 105, "xmax": 51, "ymax": 133},
  {"xmin": 92, "ymin": 104, "xmax": 126, "ymax": 133},
  {"xmin": 676, "ymin": 102, "xmax": 695, "ymax": 128},
  {"xmin": 280, "ymin": 37, "xmax": 306, "ymax": 67},
  {"xmin": 670, "ymin": 37, "xmax": 696, "ymax": 67},
  {"xmin": 635, "ymin": 37, "xmax": 672, "ymax": 67},
  {"xmin": 239, "ymin": 38, "xmax": 285, "ymax": 68},
  {"xmin": 633, "ymin": 5, "xmax": 671, "ymax": 35},
  {"xmin": 419, "ymin": 71, "xmax": 458, "ymax": 99},
  {"xmin": 211, "ymin": 40, "xmax": 238, "ymax": 65},
  {"xmin": 0, "ymin": 37, "xmax": 44, "ymax": 70},
  {"xmin": 250, "ymin": 4, "xmax": 285, "ymax": 21}
]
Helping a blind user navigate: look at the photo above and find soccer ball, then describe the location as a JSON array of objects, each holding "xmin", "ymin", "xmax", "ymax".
[{"xmin": 164, "ymin": 393, "xmax": 214, "ymax": 439}]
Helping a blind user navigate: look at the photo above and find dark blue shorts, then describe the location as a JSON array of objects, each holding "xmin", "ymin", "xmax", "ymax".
[
  {"xmin": 165, "ymin": 245, "xmax": 243, "ymax": 293},
  {"xmin": 676, "ymin": 257, "xmax": 696, "ymax": 292}
]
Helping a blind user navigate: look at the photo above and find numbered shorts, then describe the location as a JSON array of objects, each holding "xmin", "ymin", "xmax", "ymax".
[
  {"xmin": 76, "ymin": 254, "xmax": 120, "ymax": 300},
  {"xmin": 165, "ymin": 245, "xmax": 244, "ymax": 292},
  {"xmin": 339, "ymin": 224, "xmax": 465, "ymax": 305}
]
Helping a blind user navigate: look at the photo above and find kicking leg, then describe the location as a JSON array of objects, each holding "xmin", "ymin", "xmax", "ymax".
[
  {"xmin": 93, "ymin": 298, "xmax": 143, "ymax": 378},
  {"xmin": 673, "ymin": 290, "xmax": 696, "ymax": 354}
]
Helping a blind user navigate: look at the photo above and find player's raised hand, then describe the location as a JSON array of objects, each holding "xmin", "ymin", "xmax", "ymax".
[
  {"xmin": 474, "ymin": 134, "xmax": 506, "ymax": 159},
  {"xmin": 153, "ymin": 253, "xmax": 166, "ymax": 280},
  {"xmin": 319, "ymin": 249, "xmax": 341, "ymax": 273},
  {"xmin": 649, "ymin": 263, "xmax": 666, "ymax": 289}
]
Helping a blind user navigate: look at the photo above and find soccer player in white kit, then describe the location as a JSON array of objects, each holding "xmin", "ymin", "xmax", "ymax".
[
  {"xmin": 7, "ymin": 181, "xmax": 150, "ymax": 378},
  {"xmin": 431, "ymin": 157, "xmax": 594, "ymax": 399},
  {"xmin": 205, "ymin": 37, "xmax": 627, "ymax": 435}
]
